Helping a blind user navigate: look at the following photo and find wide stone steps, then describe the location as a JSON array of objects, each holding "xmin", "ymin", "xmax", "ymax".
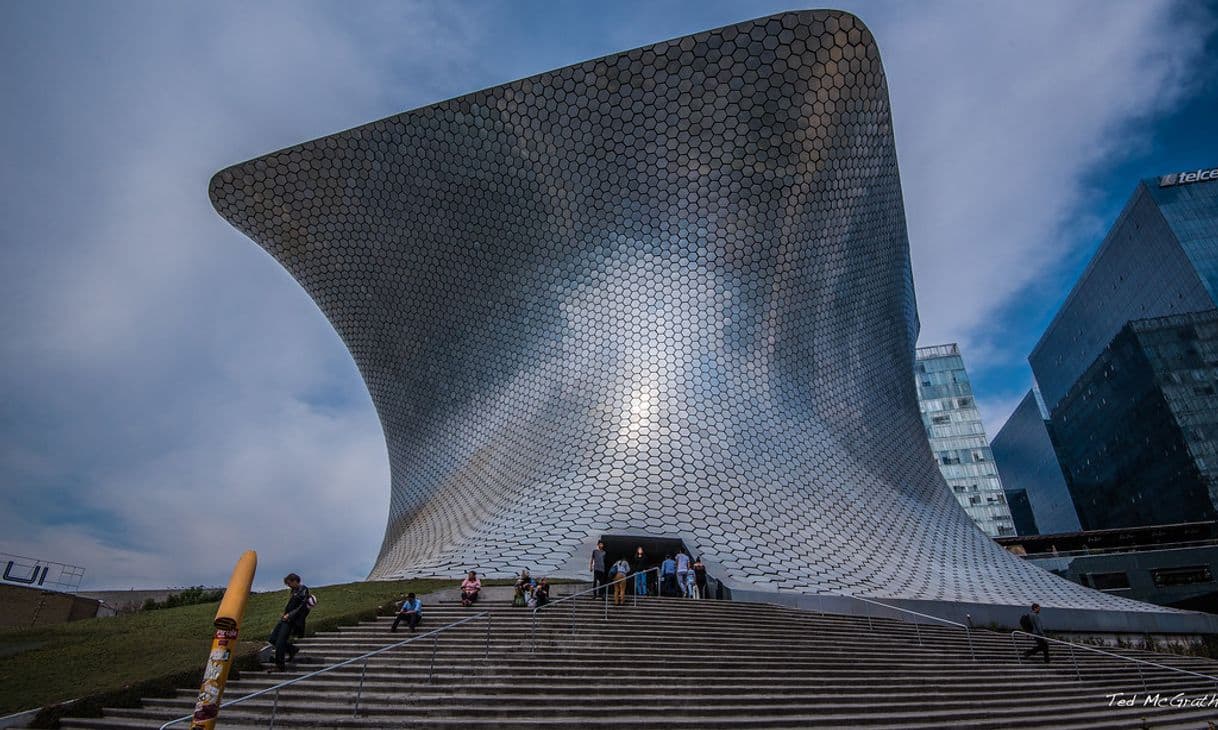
[
  {"xmin": 166, "ymin": 674, "xmax": 1203, "ymax": 698},
  {"xmin": 136, "ymin": 680, "xmax": 1214, "ymax": 712},
  {"xmin": 57, "ymin": 701, "xmax": 1218, "ymax": 730},
  {"xmin": 53, "ymin": 595, "xmax": 1218, "ymax": 729}
]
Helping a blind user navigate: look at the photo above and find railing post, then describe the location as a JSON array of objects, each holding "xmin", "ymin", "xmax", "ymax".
[
  {"xmin": 571, "ymin": 591, "xmax": 577, "ymax": 635},
  {"xmin": 268, "ymin": 688, "xmax": 279, "ymax": 730},
  {"xmin": 604, "ymin": 582, "xmax": 609, "ymax": 620},
  {"xmin": 1012, "ymin": 633, "xmax": 1022, "ymax": 663},
  {"xmin": 429, "ymin": 634, "xmax": 438, "ymax": 683},
  {"xmin": 353, "ymin": 659, "xmax": 368, "ymax": 716},
  {"xmin": 1136, "ymin": 661, "xmax": 1146, "ymax": 691},
  {"xmin": 913, "ymin": 618, "xmax": 922, "ymax": 647},
  {"xmin": 1067, "ymin": 640, "xmax": 1080, "ymax": 681},
  {"xmin": 865, "ymin": 599, "xmax": 873, "ymax": 630},
  {"xmin": 484, "ymin": 613, "xmax": 491, "ymax": 660},
  {"xmin": 531, "ymin": 609, "xmax": 538, "ymax": 652},
  {"xmin": 966, "ymin": 627, "xmax": 976, "ymax": 662}
]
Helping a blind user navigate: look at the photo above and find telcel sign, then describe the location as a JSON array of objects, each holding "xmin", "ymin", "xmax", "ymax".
[{"xmin": 1160, "ymin": 166, "xmax": 1218, "ymax": 187}]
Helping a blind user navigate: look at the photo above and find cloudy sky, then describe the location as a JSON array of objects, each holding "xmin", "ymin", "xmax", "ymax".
[{"xmin": 2, "ymin": 1, "xmax": 1216, "ymax": 589}]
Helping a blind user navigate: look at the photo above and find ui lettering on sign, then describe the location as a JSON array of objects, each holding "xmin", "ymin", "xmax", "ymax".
[{"xmin": 1160, "ymin": 167, "xmax": 1218, "ymax": 187}]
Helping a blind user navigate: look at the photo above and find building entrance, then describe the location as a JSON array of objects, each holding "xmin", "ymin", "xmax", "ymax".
[
  {"xmin": 599, "ymin": 534, "xmax": 690, "ymax": 597},
  {"xmin": 599, "ymin": 534, "xmax": 686, "ymax": 568}
]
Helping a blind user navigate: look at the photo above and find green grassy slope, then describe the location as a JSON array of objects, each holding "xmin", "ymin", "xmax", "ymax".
[{"xmin": 0, "ymin": 578, "xmax": 453, "ymax": 718}]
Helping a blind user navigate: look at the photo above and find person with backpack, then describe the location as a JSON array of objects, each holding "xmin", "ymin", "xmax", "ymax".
[
  {"xmin": 610, "ymin": 558, "xmax": 631, "ymax": 606},
  {"xmin": 1019, "ymin": 602, "xmax": 1050, "ymax": 663},
  {"xmin": 392, "ymin": 592, "xmax": 423, "ymax": 632},
  {"xmin": 660, "ymin": 554, "xmax": 678, "ymax": 597},
  {"xmin": 268, "ymin": 573, "xmax": 312, "ymax": 671}
]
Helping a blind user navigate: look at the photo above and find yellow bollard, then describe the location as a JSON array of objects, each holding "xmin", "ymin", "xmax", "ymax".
[{"xmin": 190, "ymin": 550, "xmax": 257, "ymax": 730}]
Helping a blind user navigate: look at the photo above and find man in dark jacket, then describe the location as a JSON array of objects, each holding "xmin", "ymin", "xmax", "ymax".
[
  {"xmin": 1020, "ymin": 602, "xmax": 1050, "ymax": 664},
  {"xmin": 268, "ymin": 573, "xmax": 311, "ymax": 671}
]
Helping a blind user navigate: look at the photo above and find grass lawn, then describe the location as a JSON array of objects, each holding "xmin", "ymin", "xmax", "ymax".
[{"xmin": 0, "ymin": 578, "xmax": 456, "ymax": 719}]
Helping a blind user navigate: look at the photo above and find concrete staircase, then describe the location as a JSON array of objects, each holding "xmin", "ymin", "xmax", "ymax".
[{"xmin": 56, "ymin": 590, "xmax": 1218, "ymax": 729}]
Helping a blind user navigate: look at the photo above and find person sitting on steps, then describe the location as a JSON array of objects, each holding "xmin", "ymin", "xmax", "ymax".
[
  {"xmin": 513, "ymin": 569, "xmax": 535, "ymax": 607},
  {"xmin": 460, "ymin": 570, "xmax": 481, "ymax": 607},
  {"xmin": 534, "ymin": 577, "xmax": 551, "ymax": 607},
  {"xmin": 392, "ymin": 592, "xmax": 423, "ymax": 632}
]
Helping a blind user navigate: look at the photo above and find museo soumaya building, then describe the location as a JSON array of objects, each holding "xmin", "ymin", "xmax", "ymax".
[{"xmin": 210, "ymin": 10, "xmax": 1216, "ymax": 632}]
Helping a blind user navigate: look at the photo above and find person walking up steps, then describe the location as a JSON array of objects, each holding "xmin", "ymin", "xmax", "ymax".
[
  {"xmin": 610, "ymin": 557, "xmax": 631, "ymax": 606},
  {"xmin": 660, "ymin": 554, "xmax": 678, "ymax": 597},
  {"xmin": 692, "ymin": 556, "xmax": 708, "ymax": 599},
  {"xmin": 1020, "ymin": 602, "xmax": 1050, "ymax": 664},
  {"xmin": 675, "ymin": 550, "xmax": 692, "ymax": 598}
]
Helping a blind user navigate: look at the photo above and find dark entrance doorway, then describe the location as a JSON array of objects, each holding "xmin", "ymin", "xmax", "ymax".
[
  {"xmin": 599, "ymin": 534, "xmax": 688, "ymax": 597},
  {"xmin": 599, "ymin": 534, "xmax": 687, "ymax": 569}
]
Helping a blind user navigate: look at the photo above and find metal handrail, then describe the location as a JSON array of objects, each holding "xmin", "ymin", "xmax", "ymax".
[
  {"xmin": 813, "ymin": 593, "xmax": 976, "ymax": 661},
  {"xmin": 159, "ymin": 611, "xmax": 491, "ymax": 729},
  {"xmin": 530, "ymin": 566, "xmax": 662, "ymax": 651},
  {"xmin": 1011, "ymin": 629, "xmax": 1218, "ymax": 691}
]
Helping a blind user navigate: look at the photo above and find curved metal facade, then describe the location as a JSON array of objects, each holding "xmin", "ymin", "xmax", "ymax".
[{"xmin": 210, "ymin": 10, "xmax": 1169, "ymax": 614}]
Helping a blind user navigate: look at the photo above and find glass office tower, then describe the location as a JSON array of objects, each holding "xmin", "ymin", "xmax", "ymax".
[
  {"xmin": 991, "ymin": 389, "xmax": 1082, "ymax": 535},
  {"xmin": 915, "ymin": 344, "xmax": 1016, "ymax": 537},
  {"xmin": 1030, "ymin": 173, "xmax": 1218, "ymax": 413},
  {"xmin": 995, "ymin": 169, "xmax": 1218, "ymax": 533},
  {"xmin": 1052, "ymin": 310, "xmax": 1218, "ymax": 529},
  {"xmin": 1004, "ymin": 488, "xmax": 1039, "ymax": 536}
]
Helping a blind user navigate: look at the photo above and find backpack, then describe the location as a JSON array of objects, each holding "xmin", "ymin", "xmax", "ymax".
[
  {"xmin": 306, "ymin": 592, "xmax": 318, "ymax": 609},
  {"xmin": 1019, "ymin": 613, "xmax": 1033, "ymax": 632}
]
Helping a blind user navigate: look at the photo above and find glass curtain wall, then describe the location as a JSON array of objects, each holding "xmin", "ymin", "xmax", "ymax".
[{"xmin": 915, "ymin": 344, "xmax": 1016, "ymax": 536}]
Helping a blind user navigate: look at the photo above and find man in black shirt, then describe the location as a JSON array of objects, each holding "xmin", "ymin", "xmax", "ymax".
[
  {"xmin": 268, "ymin": 573, "xmax": 311, "ymax": 671},
  {"xmin": 590, "ymin": 541, "xmax": 607, "ymax": 599}
]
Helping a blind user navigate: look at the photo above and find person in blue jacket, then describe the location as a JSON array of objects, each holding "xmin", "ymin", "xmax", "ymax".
[{"xmin": 392, "ymin": 592, "xmax": 423, "ymax": 632}]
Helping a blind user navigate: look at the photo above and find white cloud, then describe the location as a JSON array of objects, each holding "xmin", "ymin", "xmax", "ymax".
[
  {"xmin": 0, "ymin": 1, "xmax": 483, "ymax": 589},
  {"xmin": 881, "ymin": 0, "xmax": 1208, "ymax": 356}
]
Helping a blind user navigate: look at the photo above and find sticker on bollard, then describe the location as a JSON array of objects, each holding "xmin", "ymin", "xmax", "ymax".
[{"xmin": 189, "ymin": 550, "xmax": 256, "ymax": 730}]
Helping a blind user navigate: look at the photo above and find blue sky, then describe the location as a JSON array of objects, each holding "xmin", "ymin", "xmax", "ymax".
[{"xmin": 1, "ymin": 1, "xmax": 1216, "ymax": 589}]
